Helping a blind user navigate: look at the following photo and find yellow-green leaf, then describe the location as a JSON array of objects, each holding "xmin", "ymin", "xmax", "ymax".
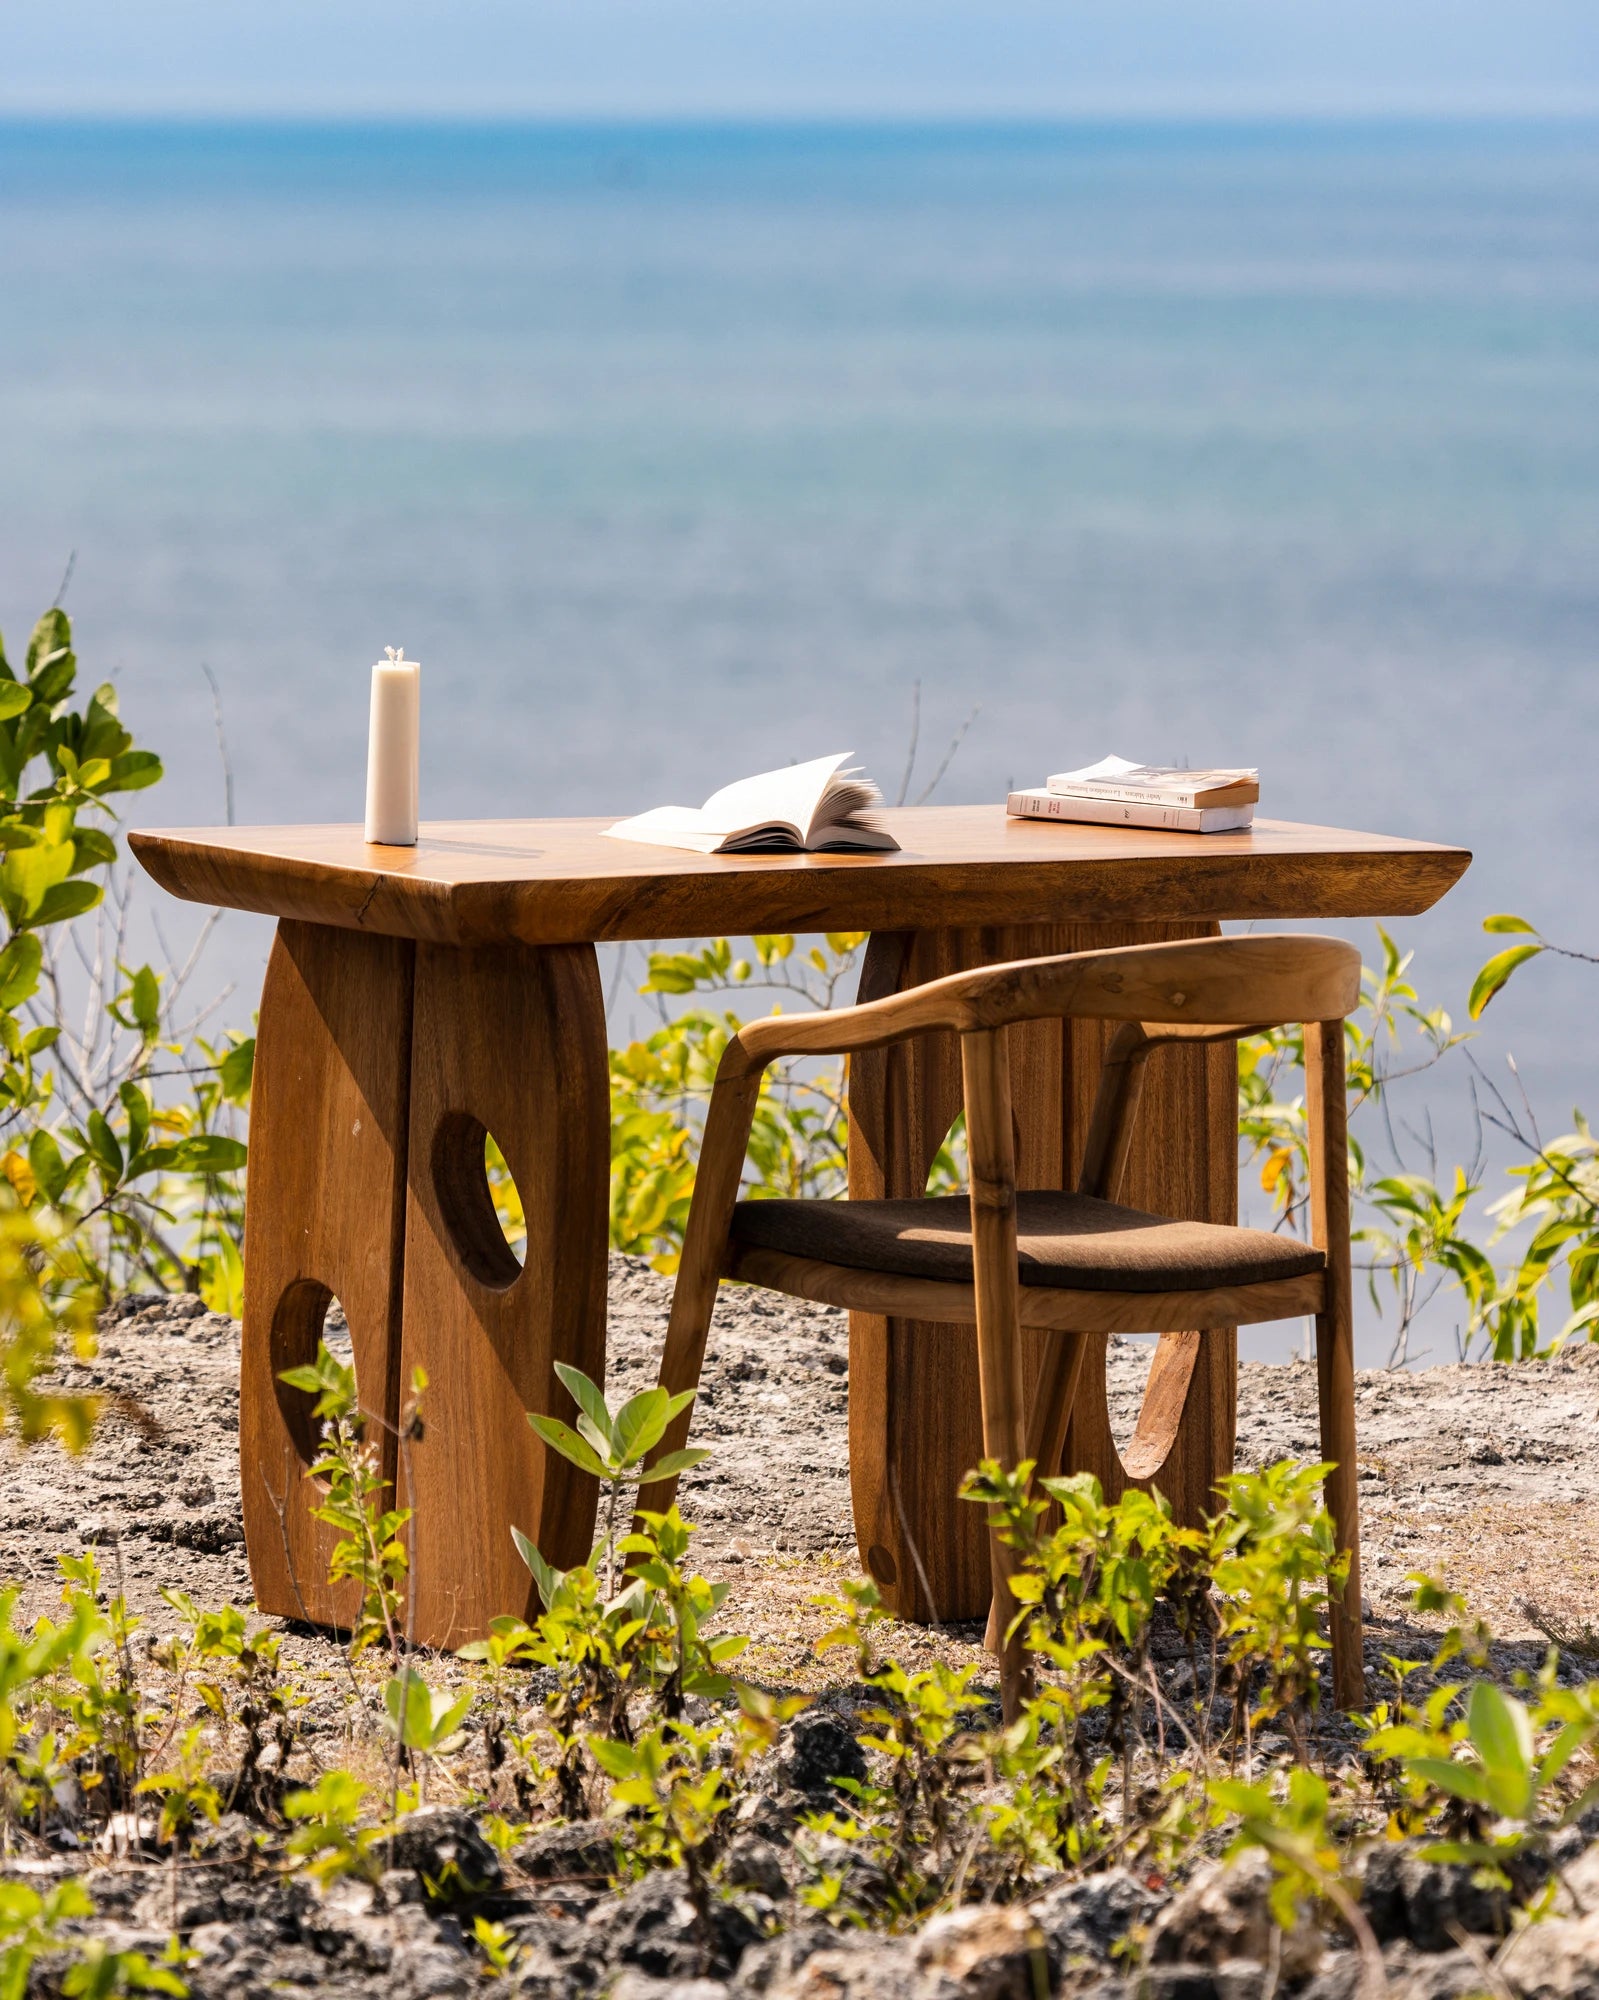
[{"xmin": 1468, "ymin": 943, "xmax": 1542, "ymax": 1020}]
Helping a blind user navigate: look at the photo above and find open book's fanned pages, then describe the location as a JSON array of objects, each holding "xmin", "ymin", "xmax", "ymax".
[{"xmin": 605, "ymin": 752, "xmax": 900, "ymax": 855}]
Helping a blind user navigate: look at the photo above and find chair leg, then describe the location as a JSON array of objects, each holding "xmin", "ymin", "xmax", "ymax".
[
  {"xmin": 1305, "ymin": 1017, "xmax": 1366, "ymax": 1710},
  {"xmin": 1315, "ymin": 1303, "xmax": 1365, "ymax": 1709},
  {"xmin": 961, "ymin": 1027, "xmax": 1032, "ymax": 1723},
  {"xmin": 634, "ymin": 1071, "xmax": 762, "ymax": 1532}
]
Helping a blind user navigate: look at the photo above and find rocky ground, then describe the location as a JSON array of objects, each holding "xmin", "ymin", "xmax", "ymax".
[{"xmin": 2, "ymin": 1259, "xmax": 1598, "ymax": 1997}]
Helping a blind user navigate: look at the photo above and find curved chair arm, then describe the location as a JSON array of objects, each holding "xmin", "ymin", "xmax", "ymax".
[{"xmin": 719, "ymin": 933, "xmax": 1360, "ymax": 1079}]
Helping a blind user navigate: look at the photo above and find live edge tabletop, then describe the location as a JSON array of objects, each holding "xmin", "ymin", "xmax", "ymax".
[
  {"xmin": 130, "ymin": 809, "xmax": 1469, "ymax": 1647},
  {"xmin": 131, "ymin": 808, "xmax": 1469, "ymax": 944}
]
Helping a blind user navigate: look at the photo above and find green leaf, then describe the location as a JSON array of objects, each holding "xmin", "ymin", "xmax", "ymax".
[
  {"xmin": 1469, "ymin": 944, "xmax": 1542, "ymax": 1020},
  {"xmin": 86, "ymin": 1109, "xmax": 124, "ymax": 1182},
  {"xmin": 553, "ymin": 1361, "xmax": 614, "ymax": 1454},
  {"xmin": 386, "ymin": 1668, "xmax": 435, "ymax": 1749},
  {"xmin": 172, "ymin": 1134, "xmax": 248, "ymax": 1175},
  {"xmin": 1537, "ymin": 1719, "xmax": 1593, "ymax": 1791},
  {"xmin": 218, "ymin": 1038, "xmax": 255, "ymax": 1103},
  {"xmin": 26, "ymin": 1128, "xmax": 69, "ymax": 1205},
  {"xmin": 102, "ymin": 749, "xmax": 163, "ymax": 793},
  {"xmin": 1483, "ymin": 913, "xmax": 1537, "ymax": 935},
  {"xmin": 0, "ymin": 931, "xmax": 42, "ymax": 1009},
  {"xmin": 129, "ymin": 965, "xmax": 161, "ymax": 1034},
  {"xmin": 611, "ymin": 1386, "xmax": 671, "ymax": 1466},
  {"xmin": 1406, "ymin": 1756, "xmax": 1494, "ymax": 1807},
  {"xmin": 1467, "ymin": 1682, "xmax": 1535, "ymax": 1817},
  {"xmin": 1, "ymin": 835, "xmax": 74, "ymax": 923},
  {"xmin": 26, "ymin": 609, "xmax": 76, "ymax": 703},
  {"xmin": 69, "ymin": 827, "xmax": 118, "ymax": 871},
  {"xmin": 511, "ymin": 1526, "xmax": 559, "ymax": 1607},
  {"xmin": 28, "ymin": 879, "xmax": 103, "ymax": 929},
  {"xmin": 639, "ymin": 955, "xmax": 702, "ymax": 995},
  {"xmin": 639, "ymin": 1447, "xmax": 709, "ymax": 1482},
  {"xmin": 587, "ymin": 1736, "xmax": 638, "ymax": 1780},
  {"xmin": 526, "ymin": 1412, "xmax": 607, "ymax": 1479},
  {"xmin": 0, "ymin": 684, "xmax": 30, "ymax": 723}
]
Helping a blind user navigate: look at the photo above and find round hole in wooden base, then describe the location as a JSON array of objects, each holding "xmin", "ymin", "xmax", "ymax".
[
  {"xmin": 271, "ymin": 1277, "xmax": 335, "ymax": 1467},
  {"xmin": 866, "ymin": 1543, "xmax": 898, "ymax": 1586},
  {"xmin": 432, "ymin": 1111, "xmax": 526, "ymax": 1289}
]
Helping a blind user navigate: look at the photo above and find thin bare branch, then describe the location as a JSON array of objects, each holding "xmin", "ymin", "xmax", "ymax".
[
  {"xmin": 894, "ymin": 679, "xmax": 921, "ymax": 808},
  {"xmin": 914, "ymin": 704, "xmax": 980, "ymax": 807}
]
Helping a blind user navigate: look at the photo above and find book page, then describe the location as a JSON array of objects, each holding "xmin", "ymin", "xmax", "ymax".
[
  {"xmin": 602, "ymin": 807, "xmax": 725, "ymax": 852},
  {"xmin": 697, "ymin": 751, "xmax": 853, "ymax": 841}
]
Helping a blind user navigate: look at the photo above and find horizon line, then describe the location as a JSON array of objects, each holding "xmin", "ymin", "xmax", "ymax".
[{"xmin": 4, "ymin": 99, "xmax": 1599, "ymax": 128}]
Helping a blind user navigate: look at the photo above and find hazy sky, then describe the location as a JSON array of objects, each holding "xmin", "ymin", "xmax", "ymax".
[{"xmin": 3, "ymin": 1, "xmax": 1597, "ymax": 118}]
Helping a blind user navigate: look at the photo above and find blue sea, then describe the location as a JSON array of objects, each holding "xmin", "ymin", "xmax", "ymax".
[{"xmin": 2, "ymin": 118, "xmax": 1597, "ymax": 1360}]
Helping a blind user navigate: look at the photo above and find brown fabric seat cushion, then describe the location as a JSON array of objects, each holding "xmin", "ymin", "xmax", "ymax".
[{"xmin": 731, "ymin": 1190, "xmax": 1325, "ymax": 1294}]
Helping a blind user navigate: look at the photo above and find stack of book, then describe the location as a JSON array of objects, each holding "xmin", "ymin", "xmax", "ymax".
[{"xmin": 1007, "ymin": 756, "xmax": 1259, "ymax": 834}]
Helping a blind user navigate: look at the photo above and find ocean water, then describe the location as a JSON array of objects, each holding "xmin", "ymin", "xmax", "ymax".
[{"xmin": 2, "ymin": 118, "xmax": 1597, "ymax": 1361}]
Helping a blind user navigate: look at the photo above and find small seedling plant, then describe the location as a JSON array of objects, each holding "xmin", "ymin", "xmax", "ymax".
[{"xmin": 523, "ymin": 1362, "xmax": 707, "ymax": 1595}]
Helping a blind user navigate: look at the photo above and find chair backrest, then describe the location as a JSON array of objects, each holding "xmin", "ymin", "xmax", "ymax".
[
  {"xmin": 730, "ymin": 933, "xmax": 1362, "ymax": 1075},
  {"xmin": 931, "ymin": 933, "xmax": 1361, "ymax": 1034}
]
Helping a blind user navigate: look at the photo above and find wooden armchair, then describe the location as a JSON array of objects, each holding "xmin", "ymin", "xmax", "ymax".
[{"xmin": 634, "ymin": 934, "xmax": 1365, "ymax": 1719}]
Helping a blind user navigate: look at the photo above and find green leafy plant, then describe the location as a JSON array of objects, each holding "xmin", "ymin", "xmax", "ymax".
[
  {"xmin": 385, "ymin": 1667, "xmax": 472, "ymax": 1808},
  {"xmin": 0, "ymin": 1876, "xmax": 189, "ymax": 2000},
  {"xmin": 278, "ymin": 1341, "xmax": 422, "ymax": 1665},
  {"xmin": 153, "ymin": 1593, "xmax": 300, "ymax": 1815},
  {"xmin": 1402, "ymin": 1677, "xmax": 1599, "ymax": 1892},
  {"xmin": 135, "ymin": 1725, "xmax": 221, "ymax": 1848},
  {"xmin": 524, "ymin": 1363, "xmax": 706, "ymax": 1595},
  {"xmin": 282, "ymin": 1771, "xmax": 386, "ymax": 1889}
]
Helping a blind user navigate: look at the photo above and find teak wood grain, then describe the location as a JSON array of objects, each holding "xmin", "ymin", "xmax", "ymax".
[
  {"xmin": 1306, "ymin": 1017, "xmax": 1366, "ymax": 1707},
  {"xmin": 129, "ymin": 809, "xmax": 1470, "ymax": 946},
  {"xmin": 397, "ymin": 941, "xmax": 610, "ymax": 1649},
  {"xmin": 960, "ymin": 1025, "xmax": 1032, "ymax": 1719},
  {"xmin": 642, "ymin": 930, "xmax": 1372, "ymax": 1706},
  {"xmin": 723, "ymin": 1243, "xmax": 1325, "ymax": 1335},
  {"xmin": 844, "ymin": 919, "xmax": 1246, "ymax": 1623},
  {"xmin": 239, "ymin": 921, "xmax": 414, "ymax": 1629},
  {"xmin": 131, "ymin": 807, "xmax": 1463, "ymax": 1666}
]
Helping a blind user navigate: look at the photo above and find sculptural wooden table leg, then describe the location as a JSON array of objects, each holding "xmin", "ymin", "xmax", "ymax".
[
  {"xmin": 397, "ymin": 941, "xmax": 609, "ymax": 1649},
  {"xmin": 241, "ymin": 920, "xmax": 415, "ymax": 1628},
  {"xmin": 240, "ymin": 922, "xmax": 610, "ymax": 1650},
  {"xmin": 847, "ymin": 920, "xmax": 1238, "ymax": 1625}
]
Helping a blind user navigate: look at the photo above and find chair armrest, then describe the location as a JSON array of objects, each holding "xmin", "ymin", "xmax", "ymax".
[{"xmin": 720, "ymin": 985, "xmax": 949, "ymax": 1078}]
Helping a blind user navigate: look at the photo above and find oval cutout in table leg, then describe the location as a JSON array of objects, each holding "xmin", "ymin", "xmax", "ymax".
[
  {"xmin": 432, "ymin": 1110, "xmax": 525, "ymax": 1290},
  {"xmin": 271, "ymin": 1277, "xmax": 335, "ymax": 1468}
]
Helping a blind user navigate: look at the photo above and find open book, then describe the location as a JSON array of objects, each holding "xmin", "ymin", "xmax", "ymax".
[{"xmin": 604, "ymin": 752, "xmax": 900, "ymax": 855}]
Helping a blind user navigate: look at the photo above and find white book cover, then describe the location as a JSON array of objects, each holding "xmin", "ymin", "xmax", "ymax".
[
  {"xmin": 605, "ymin": 752, "xmax": 899, "ymax": 855},
  {"xmin": 1008, "ymin": 789, "xmax": 1254, "ymax": 834}
]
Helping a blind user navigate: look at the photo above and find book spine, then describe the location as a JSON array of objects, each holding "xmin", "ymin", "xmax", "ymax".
[
  {"xmin": 1045, "ymin": 781, "xmax": 1258, "ymax": 808},
  {"xmin": 1007, "ymin": 791, "xmax": 1237, "ymax": 833}
]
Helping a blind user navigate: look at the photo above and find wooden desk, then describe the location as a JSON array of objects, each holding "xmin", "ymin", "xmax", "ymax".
[{"xmin": 132, "ymin": 809, "xmax": 1469, "ymax": 1641}]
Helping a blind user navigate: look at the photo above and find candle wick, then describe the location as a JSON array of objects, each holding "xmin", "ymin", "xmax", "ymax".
[{"xmin": 385, "ymin": 644, "xmax": 407, "ymax": 664}]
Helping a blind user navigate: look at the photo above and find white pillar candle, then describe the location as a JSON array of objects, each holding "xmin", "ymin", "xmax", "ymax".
[{"xmin": 364, "ymin": 646, "xmax": 420, "ymax": 846}]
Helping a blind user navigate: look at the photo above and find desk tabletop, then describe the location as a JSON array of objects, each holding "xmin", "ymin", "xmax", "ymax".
[{"xmin": 129, "ymin": 808, "xmax": 1471, "ymax": 948}]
